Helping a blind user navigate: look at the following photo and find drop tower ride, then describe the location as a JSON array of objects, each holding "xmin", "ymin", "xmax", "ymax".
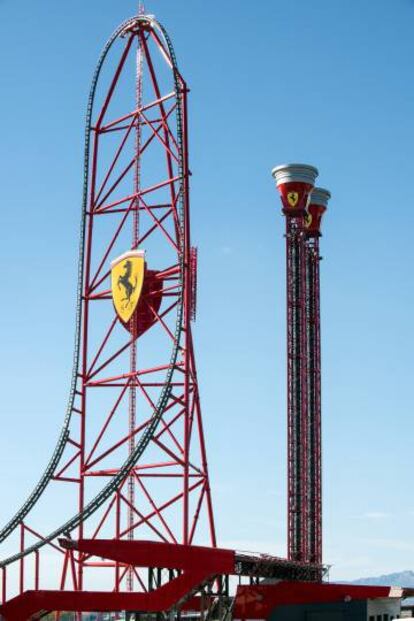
[{"xmin": 272, "ymin": 164, "xmax": 331, "ymax": 566}]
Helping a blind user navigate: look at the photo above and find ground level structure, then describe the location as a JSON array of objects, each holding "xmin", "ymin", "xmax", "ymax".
[
  {"xmin": 234, "ymin": 580, "xmax": 411, "ymax": 620},
  {"xmin": 0, "ymin": 541, "xmax": 411, "ymax": 620}
]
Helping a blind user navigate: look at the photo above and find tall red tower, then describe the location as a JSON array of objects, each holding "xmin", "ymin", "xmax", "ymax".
[
  {"xmin": 305, "ymin": 187, "xmax": 330, "ymax": 566},
  {"xmin": 272, "ymin": 166, "xmax": 331, "ymax": 565},
  {"xmin": 272, "ymin": 164, "xmax": 318, "ymax": 563},
  {"xmin": 0, "ymin": 13, "xmax": 215, "ymax": 598}
]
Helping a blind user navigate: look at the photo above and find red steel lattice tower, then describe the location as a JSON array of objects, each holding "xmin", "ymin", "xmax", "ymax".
[
  {"xmin": 305, "ymin": 187, "xmax": 330, "ymax": 566},
  {"xmin": 272, "ymin": 164, "xmax": 318, "ymax": 563},
  {"xmin": 0, "ymin": 13, "xmax": 215, "ymax": 599}
]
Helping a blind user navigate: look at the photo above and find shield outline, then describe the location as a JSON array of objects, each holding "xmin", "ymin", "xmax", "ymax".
[
  {"xmin": 304, "ymin": 211, "xmax": 313, "ymax": 228},
  {"xmin": 287, "ymin": 191, "xmax": 299, "ymax": 208},
  {"xmin": 111, "ymin": 250, "xmax": 146, "ymax": 323}
]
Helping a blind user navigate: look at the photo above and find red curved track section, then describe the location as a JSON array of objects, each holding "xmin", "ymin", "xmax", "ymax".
[{"xmin": 0, "ymin": 13, "xmax": 216, "ymax": 604}]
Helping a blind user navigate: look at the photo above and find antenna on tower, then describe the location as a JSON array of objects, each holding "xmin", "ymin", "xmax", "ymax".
[{"xmin": 138, "ymin": 0, "xmax": 145, "ymax": 15}]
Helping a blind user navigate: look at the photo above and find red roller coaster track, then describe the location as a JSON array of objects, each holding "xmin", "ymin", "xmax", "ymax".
[{"xmin": 0, "ymin": 12, "xmax": 216, "ymax": 602}]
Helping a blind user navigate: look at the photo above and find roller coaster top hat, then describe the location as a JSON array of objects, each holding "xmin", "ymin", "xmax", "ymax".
[
  {"xmin": 272, "ymin": 163, "xmax": 319, "ymax": 215},
  {"xmin": 305, "ymin": 186, "xmax": 331, "ymax": 237}
]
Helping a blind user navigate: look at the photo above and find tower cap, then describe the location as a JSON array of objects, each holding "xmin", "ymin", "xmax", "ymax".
[
  {"xmin": 272, "ymin": 163, "xmax": 319, "ymax": 215},
  {"xmin": 309, "ymin": 186, "xmax": 331, "ymax": 208},
  {"xmin": 271, "ymin": 163, "xmax": 319, "ymax": 187},
  {"xmin": 306, "ymin": 187, "xmax": 331, "ymax": 237}
]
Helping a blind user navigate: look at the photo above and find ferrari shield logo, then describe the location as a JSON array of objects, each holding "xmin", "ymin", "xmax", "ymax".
[
  {"xmin": 111, "ymin": 250, "xmax": 145, "ymax": 323},
  {"xmin": 287, "ymin": 191, "xmax": 299, "ymax": 208},
  {"xmin": 304, "ymin": 211, "xmax": 312, "ymax": 228}
]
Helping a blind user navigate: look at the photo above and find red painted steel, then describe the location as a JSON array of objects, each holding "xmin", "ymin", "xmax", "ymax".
[
  {"xmin": 0, "ymin": 586, "xmax": 205, "ymax": 620},
  {"xmin": 0, "ymin": 14, "xmax": 216, "ymax": 605},
  {"xmin": 1, "ymin": 580, "xmax": 402, "ymax": 621},
  {"xmin": 275, "ymin": 169, "xmax": 327, "ymax": 566},
  {"xmin": 305, "ymin": 234, "xmax": 322, "ymax": 566},
  {"xmin": 305, "ymin": 204, "xmax": 326, "ymax": 237},
  {"xmin": 305, "ymin": 190, "xmax": 328, "ymax": 566},
  {"xmin": 285, "ymin": 213, "xmax": 309, "ymax": 562},
  {"xmin": 233, "ymin": 581, "xmax": 401, "ymax": 620},
  {"xmin": 277, "ymin": 182, "xmax": 314, "ymax": 216},
  {"xmin": 273, "ymin": 165, "xmax": 319, "ymax": 564},
  {"xmin": 59, "ymin": 539, "xmax": 235, "ymax": 572},
  {"xmin": 0, "ymin": 540, "xmax": 327, "ymax": 619}
]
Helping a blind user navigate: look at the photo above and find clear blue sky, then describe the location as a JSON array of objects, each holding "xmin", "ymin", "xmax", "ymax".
[{"xmin": 1, "ymin": 0, "xmax": 414, "ymax": 582}]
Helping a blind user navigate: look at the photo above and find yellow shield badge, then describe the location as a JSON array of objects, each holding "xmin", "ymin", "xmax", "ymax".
[
  {"xmin": 304, "ymin": 211, "xmax": 313, "ymax": 228},
  {"xmin": 287, "ymin": 191, "xmax": 299, "ymax": 208},
  {"xmin": 111, "ymin": 250, "xmax": 145, "ymax": 323}
]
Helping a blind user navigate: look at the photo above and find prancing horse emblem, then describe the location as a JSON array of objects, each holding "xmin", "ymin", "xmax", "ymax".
[
  {"xmin": 118, "ymin": 260, "xmax": 137, "ymax": 304},
  {"xmin": 304, "ymin": 211, "xmax": 312, "ymax": 228},
  {"xmin": 287, "ymin": 191, "xmax": 299, "ymax": 208},
  {"xmin": 111, "ymin": 250, "xmax": 145, "ymax": 323}
]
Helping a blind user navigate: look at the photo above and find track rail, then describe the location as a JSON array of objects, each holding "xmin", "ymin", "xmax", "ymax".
[{"xmin": 0, "ymin": 14, "xmax": 187, "ymax": 568}]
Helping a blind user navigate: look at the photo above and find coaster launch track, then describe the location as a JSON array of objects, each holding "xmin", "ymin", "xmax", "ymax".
[{"xmin": 0, "ymin": 13, "xmax": 215, "ymax": 598}]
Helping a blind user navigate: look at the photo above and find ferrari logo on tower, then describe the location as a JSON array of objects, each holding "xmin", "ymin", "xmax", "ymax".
[
  {"xmin": 304, "ymin": 211, "xmax": 312, "ymax": 228},
  {"xmin": 287, "ymin": 191, "xmax": 299, "ymax": 208},
  {"xmin": 111, "ymin": 250, "xmax": 145, "ymax": 323}
]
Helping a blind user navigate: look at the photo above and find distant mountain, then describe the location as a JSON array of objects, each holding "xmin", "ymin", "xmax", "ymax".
[{"xmin": 349, "ymin": 570, "xmax": 414, "ymax": 588}]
